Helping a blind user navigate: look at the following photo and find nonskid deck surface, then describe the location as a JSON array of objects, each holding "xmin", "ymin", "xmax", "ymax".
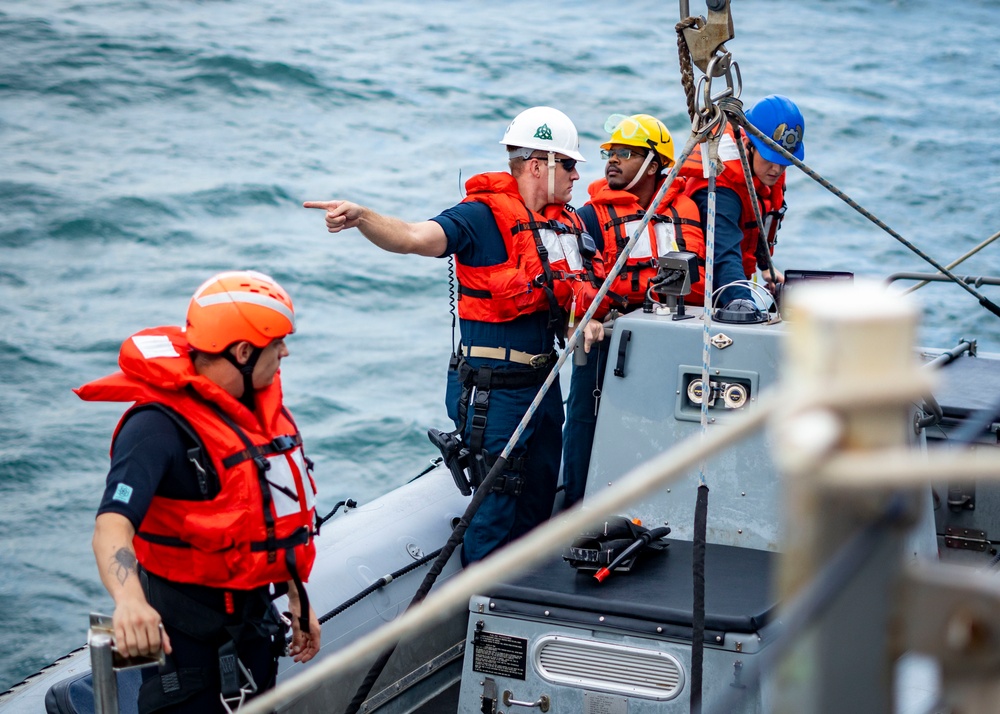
[
  {"xmin": 484, "ymin": 539, "xmax": 778, "ymax": 637},
  {"xmin": 929, "ymin": 350, "xmax": 1000, "ymax": 426}
]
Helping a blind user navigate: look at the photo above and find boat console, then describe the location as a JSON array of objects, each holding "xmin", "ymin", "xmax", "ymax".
[
  {"xmin": 453, "ymin": 280, "xmax": 948, "ymax": 712},
  {"xmin": 457, "ymin": 540, "xmax": 777, "ymax": 712},
  {"xmin": 456, "ymin": 303, "xmax": 789, "ymax": 712}
]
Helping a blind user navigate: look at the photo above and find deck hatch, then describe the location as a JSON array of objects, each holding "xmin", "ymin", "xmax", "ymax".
[{"xmin": 533, "ymin": 635, "xmax": 685, "ymax": 700}]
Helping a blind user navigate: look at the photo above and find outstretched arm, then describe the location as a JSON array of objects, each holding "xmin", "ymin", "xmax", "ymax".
[
  {"xmin": 303, "ymin": 200, "xmax": 448, "ymax": 257},
  {"xmin": 93, "ymin": 513, "xmax": 171, "ymax": 657}
]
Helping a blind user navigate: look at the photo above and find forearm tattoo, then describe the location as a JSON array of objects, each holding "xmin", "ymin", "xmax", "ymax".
[{"xmin": 111, "ymin": 548, "xmax": 138, "ymax": 586}]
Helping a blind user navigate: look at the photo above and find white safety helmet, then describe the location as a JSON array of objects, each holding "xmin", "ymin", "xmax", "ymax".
[{"xmin": 499, "ymin": 106, "xmax": 586, "ymax": 162}]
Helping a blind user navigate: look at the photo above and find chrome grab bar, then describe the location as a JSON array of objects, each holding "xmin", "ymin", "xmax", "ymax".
[
  {"xmin": 89, "ymin": 612, "xmax": 166, "ymax": 714},
  {"xmin": 503, "ymin": 689, "xmax": 550, "ymax": 712}
]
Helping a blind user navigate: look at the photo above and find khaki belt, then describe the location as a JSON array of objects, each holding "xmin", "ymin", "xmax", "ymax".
[{"xmin": 461, "ymin": 345, "xmax": 553, "ymax": 368}]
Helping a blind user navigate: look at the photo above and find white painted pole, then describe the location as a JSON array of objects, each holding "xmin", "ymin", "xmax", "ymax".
[{"xmin": 772, "ymin": 280, "xmax": 921, "ymax": 714}]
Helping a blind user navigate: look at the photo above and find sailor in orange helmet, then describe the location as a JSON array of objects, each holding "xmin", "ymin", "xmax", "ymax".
[{"xmin": 79, "ymin": 270, "xmax": 321, "ymax": 713}]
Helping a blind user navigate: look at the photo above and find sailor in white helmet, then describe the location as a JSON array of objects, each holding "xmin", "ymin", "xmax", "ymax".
[{"xmin": 305, "ymin": 106, "xmax": 610, "ymax": 563}]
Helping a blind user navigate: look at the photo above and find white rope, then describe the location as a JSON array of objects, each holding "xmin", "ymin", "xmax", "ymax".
[{"xmin": 698, "ymin": 122, "xmax": 723, "ymax": 486}]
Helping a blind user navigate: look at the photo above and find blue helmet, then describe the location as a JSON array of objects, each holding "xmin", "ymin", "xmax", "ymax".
[{"xmin": 745, "ymin": 95, "xmax": 804, "ymax": 166}]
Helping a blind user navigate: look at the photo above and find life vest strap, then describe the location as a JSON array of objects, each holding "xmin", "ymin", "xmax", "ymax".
[
  {"xmin": 221, "ymin": 433, "xmax": 303, "ymax": 470},
  {"xmin": 620, "ymin": 262, "xmax": 655, "ymax": 294},
  {"xmin": 284, "ymin": 548, "xmax": 311, "ymax": 637},
  {"xmin": 137, "ymin": 531, "xmax": 198, "ymax": 549},
  {"xmin": 209, "ymin": 406, "xmax": 284, "ymax": 564},
  {"xmin": 606, "ymin": 205, "xmax": 629, "ymax": 254},
  {"xmin": 510, "ymin": 219, "xmax": 552, "ymax": 235},
  {"xmin": 249, "ymin": 526, "xmax": 311, "ymax": 553},
  {"xmin": 515, "ymin": 217, "xmax": 572, "ymax": 347},
  {"xmin": 602, "ymin": 210, "xmax": 646, "ymax": 232},
  {"xmin": 457, "ymin": 283, "xmax": 492, "ymax": 299},
  {"xmin": 121, "ymin": 403, "xmax": 219, "ymax": 499}
]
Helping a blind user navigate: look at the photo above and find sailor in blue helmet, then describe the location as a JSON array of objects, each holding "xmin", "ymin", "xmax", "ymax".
[{"xmin": 680, "ymin": 94, "xmax": 804, "ymax": 306}]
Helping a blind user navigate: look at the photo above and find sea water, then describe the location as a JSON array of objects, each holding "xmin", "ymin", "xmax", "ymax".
[{"xmin": 2, "ymin": 0, "xmax": 999, "ymax": 690}]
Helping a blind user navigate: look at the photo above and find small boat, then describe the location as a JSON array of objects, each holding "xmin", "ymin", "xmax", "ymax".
[{"xmin": 5, "ymin": 273, "xmax": 998, "ymax": 713}]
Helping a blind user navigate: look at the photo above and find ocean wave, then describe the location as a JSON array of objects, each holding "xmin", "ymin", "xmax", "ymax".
[{"xmin": 183, "ymin": 183, "xmax": 296, "ymax": 215}]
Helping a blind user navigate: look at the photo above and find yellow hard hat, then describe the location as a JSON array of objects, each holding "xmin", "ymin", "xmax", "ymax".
[{"xmin": 601, "ymin": 114, "xmax": 675, "ymax": 167}]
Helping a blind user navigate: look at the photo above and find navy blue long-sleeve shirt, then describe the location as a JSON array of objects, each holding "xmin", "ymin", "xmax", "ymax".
[{"xmin": 691, "ymin": 187, "xmax": 752, "ymax": 304}]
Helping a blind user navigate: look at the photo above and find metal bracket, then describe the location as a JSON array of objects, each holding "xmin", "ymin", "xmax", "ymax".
[
  {"xmin": 944, "ymin": 526, "xmax": 990, "ymax": 552},
  {"xmin": 711, "ymin": 333, "xmax": 733, "ymax": 350},
  {"xmin": 480, "ymin": 677, "xmax": 497, "ymax": 714},
  {"xmin": 947, "ymin": 484, "xmax": 976, "ymax": 512}
]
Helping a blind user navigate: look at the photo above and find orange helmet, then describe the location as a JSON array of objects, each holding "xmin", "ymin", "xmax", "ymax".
[{"xmin": 185, "ymin": 270, "xmax": 295, "ymax": 353}]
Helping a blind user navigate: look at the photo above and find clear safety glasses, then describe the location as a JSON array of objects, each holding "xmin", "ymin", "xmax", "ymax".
[
  {"xmin": 604, "ymin": 113, "xmax": 652, "ymax": 142},
  {"xmin": 600, "ymin": 147, "xmax": 645, "ymax": 161}
]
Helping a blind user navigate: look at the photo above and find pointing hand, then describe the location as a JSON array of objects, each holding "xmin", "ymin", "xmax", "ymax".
[{"xmin": 303, "ymin": 200, "xmax": 364, "ymax": 233}]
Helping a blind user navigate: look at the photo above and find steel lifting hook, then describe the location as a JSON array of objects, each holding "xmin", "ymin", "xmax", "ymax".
[
  {"xmin": 679, "ymin": 0, "xmax": 734, "ymax": 76},
  {"xmin": 695, "ymin": 54, "xmax": 742, "ymax": 121}
]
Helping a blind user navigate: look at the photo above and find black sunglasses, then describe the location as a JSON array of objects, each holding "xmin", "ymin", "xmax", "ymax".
[{"xmin": 528, "ymin": 154, "xmax": 578, "ymax": 172}]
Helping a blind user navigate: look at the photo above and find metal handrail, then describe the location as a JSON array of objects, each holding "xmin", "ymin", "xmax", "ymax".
[
  {"xmin": 89, "ymin": 612, "xmax": 165, "ymax": 714},
  {"xmin": 887, "ymin": 272, "xmax": 1000, "ymax": 288}
]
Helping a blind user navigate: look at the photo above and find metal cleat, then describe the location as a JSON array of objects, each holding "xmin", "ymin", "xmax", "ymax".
[{"xmin": 898, "ymin": 562, "xmax": 1000, "ymax": 713}]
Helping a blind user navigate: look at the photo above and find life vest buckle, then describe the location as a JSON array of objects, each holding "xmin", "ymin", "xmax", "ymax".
[
  {"xmin": 270, "ymin": 435, "xmax": 297, "ymax": 452},
  {"xmin": 218, "ymin": 661, "xmax": 257, "ymax": 714}
]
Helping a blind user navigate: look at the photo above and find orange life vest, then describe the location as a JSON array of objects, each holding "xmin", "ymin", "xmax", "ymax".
[
  {"xmin": 681, "ymin": 125, "xmax": 786, "ymax": 277},
  {"xmin": 456, "ymin": 172, "xmax": 602, "ymax": 325},
  {"xmin": 75, "ymin": 326, "xmax": 316, "ymax": 591},
  {"xmin": 586, "ymin": 176, "xmax": 707, "ymax": 307}
]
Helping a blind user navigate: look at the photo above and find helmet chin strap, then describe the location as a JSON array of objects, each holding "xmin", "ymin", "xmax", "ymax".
[
  {"xmin": 222, "ymin": 346, "xmax": 263, "ymax": 409},
  {"xmin": 546, "ymin": 151, "xmax": 556, "ymax": 205},
  {"xmin": 624, "ymin": 150, "xmax": 656, "ymax": 192}
]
